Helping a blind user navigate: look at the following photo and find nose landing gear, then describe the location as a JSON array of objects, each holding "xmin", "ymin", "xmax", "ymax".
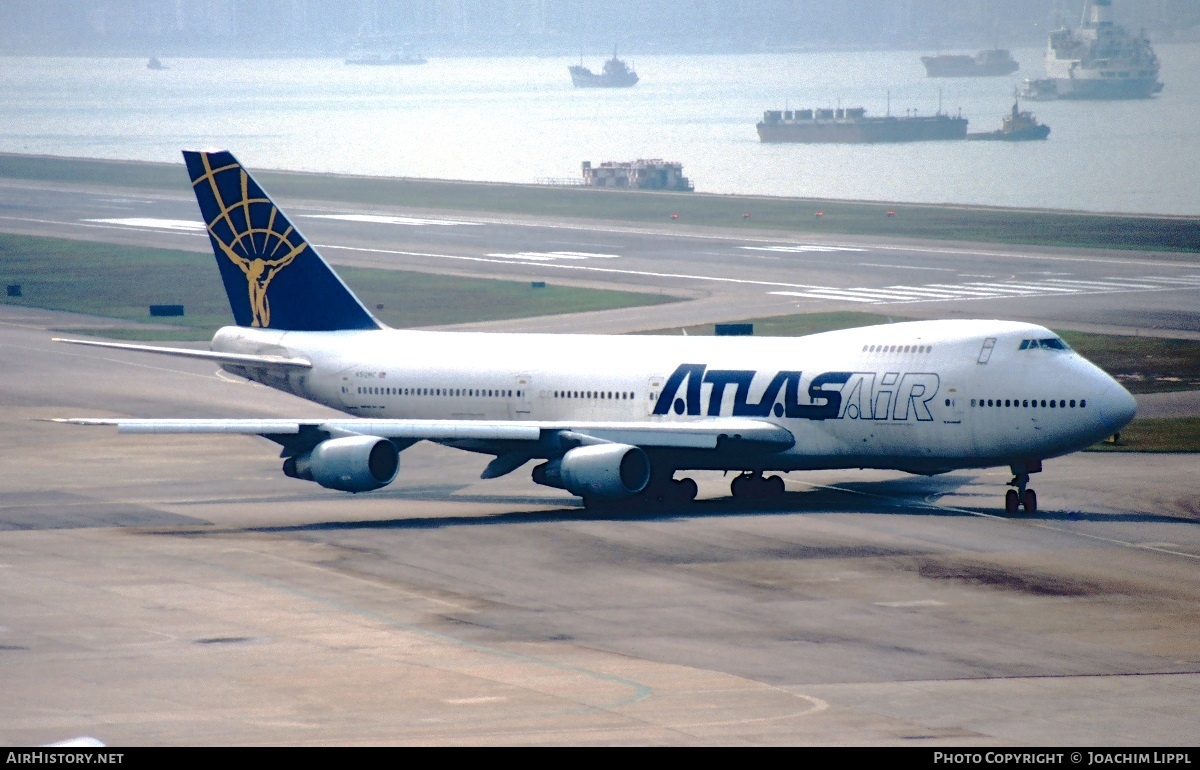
[{"xmin": 1005, "ymin": 472, "xmax": 1037, "ymax": 514}]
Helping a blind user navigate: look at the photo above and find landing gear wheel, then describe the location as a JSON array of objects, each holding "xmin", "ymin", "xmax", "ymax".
[
  {"xmin": 1022, "ymin": 489, "xmax": 1037, "ymax": 514},
  {"xmin": 731, "ymin": 472, "xmax": 785, "ymax": 502},
  {"xmin": 1005, "ymin": 489, "xmax": 1019, "ymax": 514},
  {"xmin": 674, "ymin": 477, "xmax": 699, "ymax": 503}
]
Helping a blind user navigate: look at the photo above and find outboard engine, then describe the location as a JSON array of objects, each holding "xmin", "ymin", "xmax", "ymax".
[
  {"xmin": 532, "ymin": 443, "xmax": 651, "ymax": 499},
  {"xmin": 283, "ymin": 435, "xmax": 400, "ymax": 493}
]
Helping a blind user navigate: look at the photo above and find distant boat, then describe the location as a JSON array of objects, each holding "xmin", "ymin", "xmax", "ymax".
[
  {"xmin": 921, "ymin": 49, "xmax": 1019, "ymax": 77},
  {"xmin": 757, "ymin": 106, "xmax": 968, "ymax": 144},
  {"xmin": 966, "ymin": 101, "xmax": 1050, "ymax": 141},
  {"xmin": 1019, "ymin": 78, "xmax": 1060, "ymax": 101},
  {"xmin": 147, "ymin": 56, "xmax": 167, "ymax": 70},
  {"xmin": 345, "ymin": 38, "xmax": 426, "ymax": 66},
  {"xmin": 569, "ymin": 47, "xmax": 638, "ymax": 88},
  {"xmin": 345, "ymin": 50, "xmax": 426, "ymax": 66},
  {"xmin": 1037, "ymin": 0, "xmax": 1162, "ymax": 99}
]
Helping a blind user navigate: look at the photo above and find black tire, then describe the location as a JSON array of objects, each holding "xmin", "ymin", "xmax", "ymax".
[
  {"xmin": 1023, "ymin": 489, "xmax": 1037, "ymax": 514},
  {"xmin": 766, "ymin": 475, "xmax": 785, "ymax": 498},
  {"xmin": 675, "ymin": 477, "xmax": 699, "ymax": 502},
  {"xmin": 1005, "ymin": 489, "xmax": 1020, "ymax": 514}
]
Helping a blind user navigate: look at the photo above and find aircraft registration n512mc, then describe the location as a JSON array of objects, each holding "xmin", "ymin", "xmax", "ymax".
[{"xmin": 55, "ymin": 150, "xmax": 1137, "ymax": 514}]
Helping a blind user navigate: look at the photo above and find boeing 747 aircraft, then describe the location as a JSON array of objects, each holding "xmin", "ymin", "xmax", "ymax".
[{"xmin": 56, "ymin": 151, "xmax": 1137, "ymax": 513}]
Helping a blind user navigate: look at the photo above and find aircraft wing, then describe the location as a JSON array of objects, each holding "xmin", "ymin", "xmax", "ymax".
[{"xmin": 52, "ymin": 416, "xmax": 795, "ymax": 452}]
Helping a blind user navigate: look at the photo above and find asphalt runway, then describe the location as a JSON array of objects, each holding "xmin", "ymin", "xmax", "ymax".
[
  {"xmin": 2, "ymin": 177, "xmax": 1200, "ymax": 337},
  {"xmin": 2, "ymin": 177, "xmax": 1200, "ymax": 746}
]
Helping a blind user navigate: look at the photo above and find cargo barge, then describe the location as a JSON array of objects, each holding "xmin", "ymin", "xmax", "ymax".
[
  {"xmin": 756, "ymin": 107, "xmax": 968, "ymax": 144},
  {"xmin": 921, "ymin": 49, "xmax": 1019, "ymax": 77}
]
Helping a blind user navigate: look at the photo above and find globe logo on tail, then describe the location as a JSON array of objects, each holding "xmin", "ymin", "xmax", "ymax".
[{"xmin": 192, "ymin": 154, "xmax": 306, "ymax": 327}]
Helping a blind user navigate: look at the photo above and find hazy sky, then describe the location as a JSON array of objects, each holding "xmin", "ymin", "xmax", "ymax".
[{"xmin": 2, "ymin": 0, "xmax": 1196, "ymax": 56}]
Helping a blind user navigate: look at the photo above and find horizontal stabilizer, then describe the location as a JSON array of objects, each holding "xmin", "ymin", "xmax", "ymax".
[{"xmin": 53, "ymin": 338, "xmax": 312, "ymax": 369}]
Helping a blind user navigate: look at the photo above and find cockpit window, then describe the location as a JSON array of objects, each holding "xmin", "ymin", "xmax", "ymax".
[{"xmin": 1018, "ymin": 338, "xmax": 1070, "ymax": 351}]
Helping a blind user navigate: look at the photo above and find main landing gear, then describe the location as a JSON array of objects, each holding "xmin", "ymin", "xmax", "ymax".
[
  {"xmin": 730, "ymin": 471, "xmax": 786, "ymax": 502},
  {"xmin": 631, "ymin": 474, "xmax": 698, "ymax": 507},
  {"xmin": 1005, "ymin": 471, "xmax": 1038, "ymax": 515}
]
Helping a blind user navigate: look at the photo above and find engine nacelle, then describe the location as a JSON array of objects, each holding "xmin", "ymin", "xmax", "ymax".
[
  {"xmin": 532, "ymin": 443, "xmax": 650, "ymax": 499},
  {"xmin": 283, "ymin": 435, "xmax": 399, "ymax": 493}
]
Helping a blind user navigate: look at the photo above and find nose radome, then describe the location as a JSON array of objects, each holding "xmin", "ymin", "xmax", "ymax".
[{"xmin": 1099, "ymin": 379, "xmax": 1137, "ymax": 433}]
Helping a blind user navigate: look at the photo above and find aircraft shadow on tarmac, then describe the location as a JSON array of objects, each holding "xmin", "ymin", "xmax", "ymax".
[{"xmin": 142, "ymin": 471, "xmax": 1193, "ymax": 536}]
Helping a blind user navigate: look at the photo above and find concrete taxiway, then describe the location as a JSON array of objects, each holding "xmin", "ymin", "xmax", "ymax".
[{"xmin": 1, "ymin": 177, "xmax": 1199, "ymax": 746}]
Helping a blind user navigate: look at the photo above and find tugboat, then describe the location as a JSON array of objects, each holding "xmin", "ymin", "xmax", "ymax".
[
  {"xmin": 568, "ymin": 47, "xmax": 638, "ymax": 88},
  {"xmin": 967, "ymin": 102, "xmax": 1051, "ymax": 141},
  {"xmin": 921, "ymin": 49, "xmax": 1019, "ymax": 77},
  {"xmin": 1037, "ymin": 0, "xmax": 1162, "ymax": 99}
]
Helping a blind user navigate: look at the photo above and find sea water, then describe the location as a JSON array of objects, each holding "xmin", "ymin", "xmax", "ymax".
[{"xmin": 1, "ymin": 45, "xmax": 1197, "ymax": 216}]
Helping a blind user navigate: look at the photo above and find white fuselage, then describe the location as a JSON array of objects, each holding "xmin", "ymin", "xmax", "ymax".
[{"xmin": 212, "ymin": 319, "xmax": 1136, "ymax": 476}]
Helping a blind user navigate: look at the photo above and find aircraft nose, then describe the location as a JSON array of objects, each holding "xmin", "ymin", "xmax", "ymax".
[{"xmin": 1097, "ymin": 378, "xmax": 1137, "ymax": 433}]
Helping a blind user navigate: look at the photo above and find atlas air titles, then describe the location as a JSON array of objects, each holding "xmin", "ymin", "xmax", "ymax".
[{"xmin": 653, "ymin": 363, "xmax": 941, "ymax": 423}]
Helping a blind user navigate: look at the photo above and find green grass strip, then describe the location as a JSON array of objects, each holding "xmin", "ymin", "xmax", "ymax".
[
  {"xmin": 1085, "ymin": 416, "xmax": 1200, "ymax": 453},
  {"xmin": 0, "ymin": 232, "xmax": 674, "ymax": 337}
]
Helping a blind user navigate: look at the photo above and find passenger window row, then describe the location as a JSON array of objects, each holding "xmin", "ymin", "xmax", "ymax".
[
  {"xmin": 358, "ymin": 386, "xmax": 518, "ymax": 398},
  {"xmin": 862, "ymin": 344, "xmax": 933, "ymax": 354},
  {"xmin": 554, "ymin": 390, "xmax": 635, "ymax": 400},
  {"xmin": 971, "ymin": 398, "xmax": 1086, "ymax": 409}
]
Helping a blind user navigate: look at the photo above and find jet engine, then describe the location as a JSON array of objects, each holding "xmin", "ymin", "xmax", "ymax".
[
  {"xmin": 532, "ymin": 443, "xmax": 651, "ymax": 499},
  {"xmin": 282, "ymin": 435, "xmax": 400, "ymax": 493}
]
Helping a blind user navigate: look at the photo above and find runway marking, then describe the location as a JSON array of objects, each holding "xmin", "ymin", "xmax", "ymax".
[
  {"xmin": 857, "ymin": 263, "xmax": 957, "ymax": 272},
  {"xmin": 302, "ymin": 214, "xmax": 481, "ymax": 227},
  {"xmin": 770, "ymin": 275, "xmax": 1200, "ymax": 305},
  {"xmin": 3, "ymin": 209, "xmax": 1197, "ymax": 274},
  {"xmin": 487, "ymin": 251, "xmax": 620, "ymax": 261},
  {"xmin": 82, "ymin": 217, "xmax": 204, "ymax": 231},
  {"xmin": 669, "ymin": 690, "xmax": 829, "ymax": 729},
  {"xmin": 739, "ymin": 244, "xmax": 866, "ymax": 253},
  {"xmin": 445, "ymin": 696, "xmax": 509, "ymax": 705},
  {"xmin": 875, "ymin": 600, "xmax": 946, "ymax": 608},
  {"xmin": 12, "ymin": 213, "xmax": 1199, "ymax": 300},
  {"xmin": 318, "ymin": 244, "xmax": 831, "ymax": 290}
]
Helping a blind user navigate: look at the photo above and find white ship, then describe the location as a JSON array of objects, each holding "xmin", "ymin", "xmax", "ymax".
[{"xmin": 1032, "ymin": 0, "xmax": 1162, "ymax": 99}]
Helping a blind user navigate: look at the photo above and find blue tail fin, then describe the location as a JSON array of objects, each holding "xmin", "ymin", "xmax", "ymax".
[{"xmin": 183, "ymin": 150, "xmax": 381, "ymax": 332}]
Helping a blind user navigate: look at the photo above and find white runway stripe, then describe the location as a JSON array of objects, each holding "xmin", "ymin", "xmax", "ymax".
[
  {"xmin": 1040, "ymin": 278, "xmax": 1161, "ymax": 290},
  {"xmin": 83, "ymin": 217, "xmax": 204, "ymax": 231},
  {"xmin": 486, "ymin": 251, "xmax": 620, "ymax": 261},
  {"xmin": 303, "ymin": 214, "xmax": 481, "ymax": 227},
  {"xmin": 770, "ymin": 290, "xmax": 880, "ymax": 303},
  {"xmin": 772, "ymin": 274, "xmax": 1200, "ymax": 305},
  {"xmin": 739, "ymin": 244, "xmax": 867, "ymax": 253},
  {"xmin": 959, "ymin": 283, "xmax": 1071, "ymax": 294}
]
